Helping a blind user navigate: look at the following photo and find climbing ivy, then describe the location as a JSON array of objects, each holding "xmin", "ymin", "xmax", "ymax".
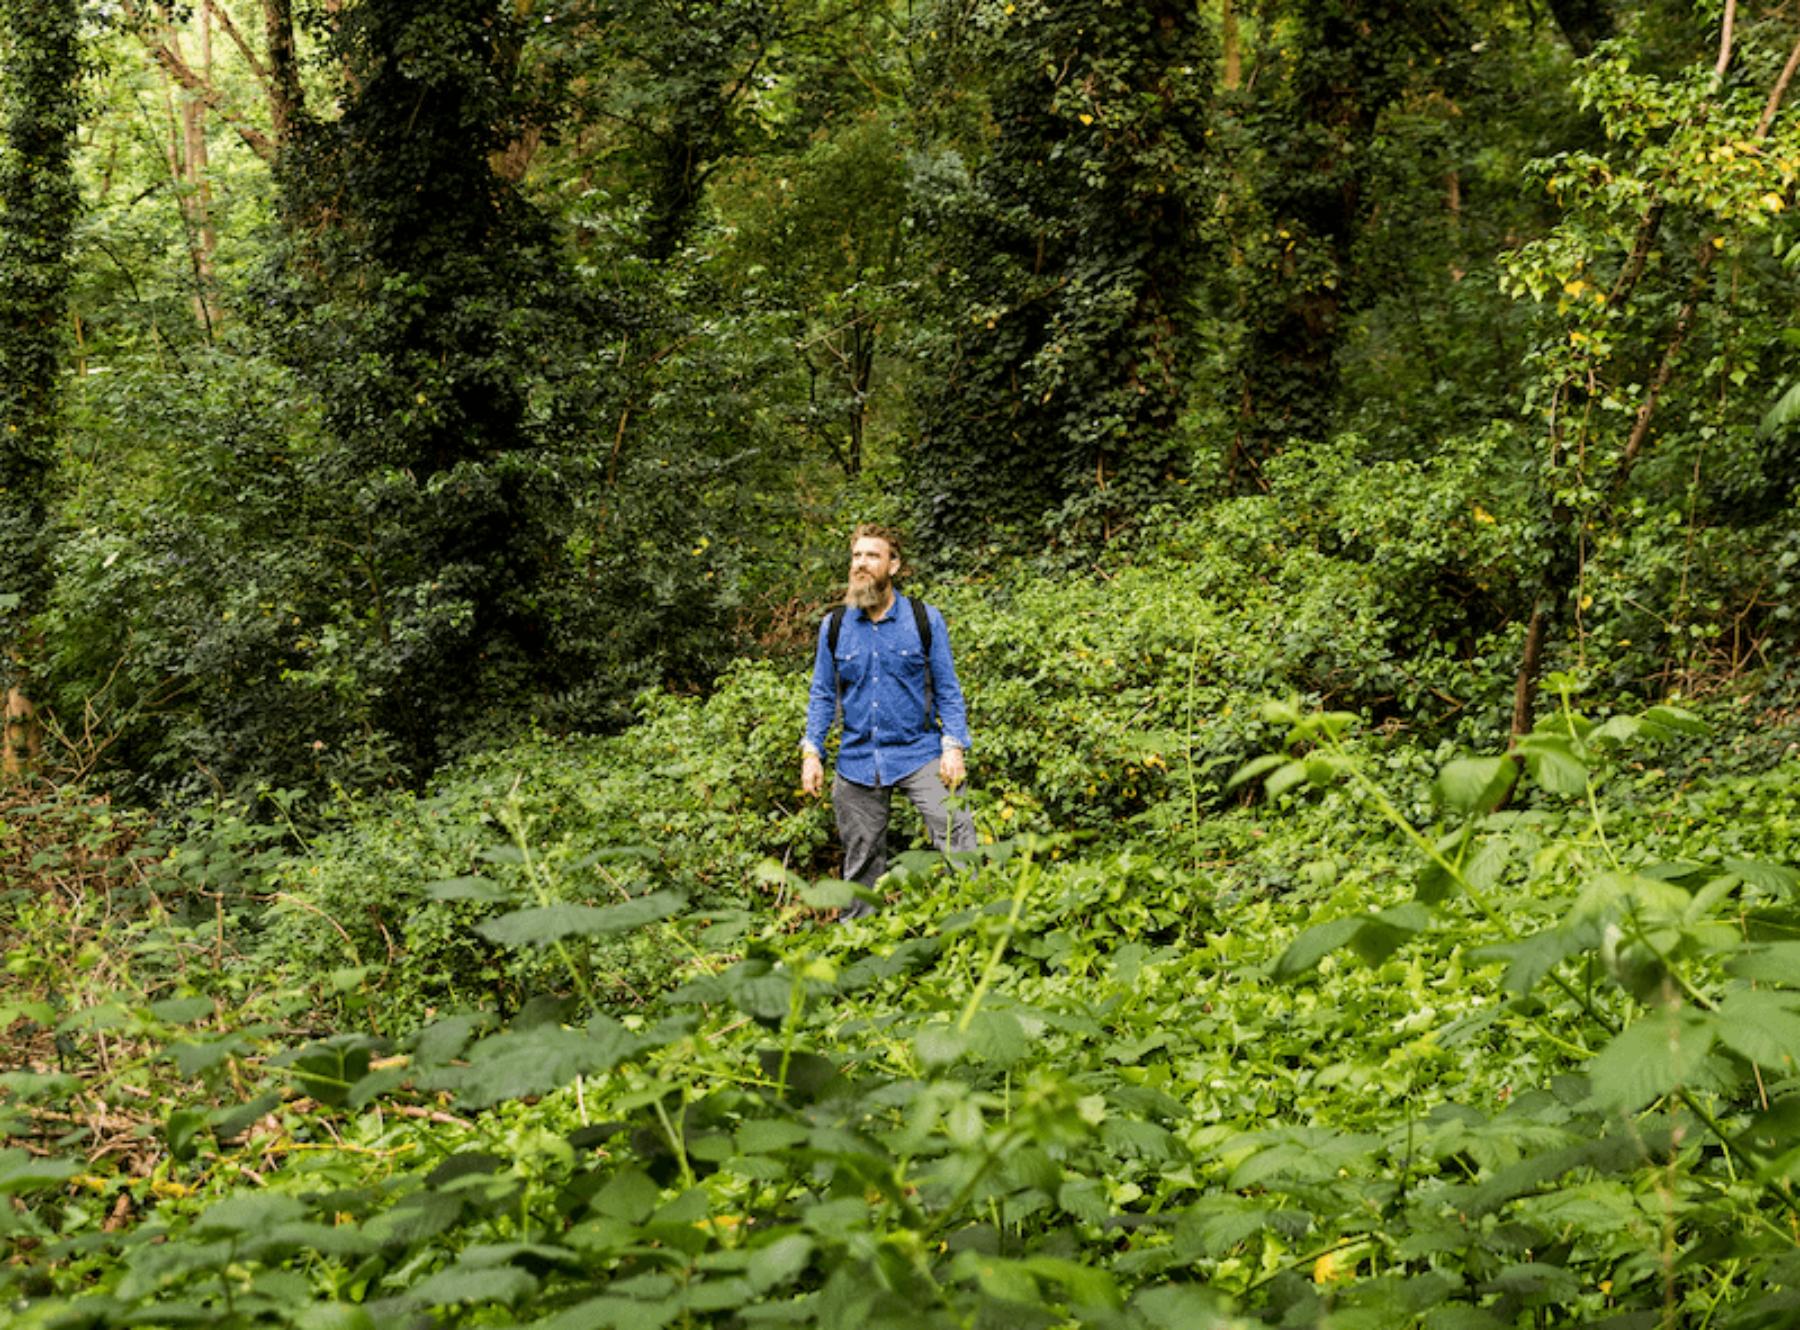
[{"xmin": 0, "ymin": 0, "xmax": 81, "ymax": 691}]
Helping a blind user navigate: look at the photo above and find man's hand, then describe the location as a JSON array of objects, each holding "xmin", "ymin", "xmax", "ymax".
[
  {"xmin": 940, "ymin": 745, "xmax": 966, "ymax": 790},
  {"xmin": 801, "ymin": 752, "xmax": 824, "ymax": 797}
]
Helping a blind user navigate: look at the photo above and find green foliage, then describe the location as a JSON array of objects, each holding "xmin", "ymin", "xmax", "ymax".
[
  {"xmin": 0, "ymin": 0, "xmax": 81, "ymax": 685},
  {"xmin": 908, "ymin": 0, "xmax": 1215, "ymax": 542}
]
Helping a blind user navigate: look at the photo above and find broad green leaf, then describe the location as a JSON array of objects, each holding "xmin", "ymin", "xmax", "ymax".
[
  {"xmin": 1133, "ymin": 1284, "xmax": 1235, "ymax": 1330},
  {"xmin": 1725, "ymin": 858, "xmax": 1800, "ymax": 898},
  {"xmin": 798, "ymin": 878, "xmax": 859, "ymax": 909},
  {"xmin": 166, "ymin": 1107, "xmax": 209, "ymax": 1162},
  {"xmin": 950, "ymin": 1250, "xmax": 1039, "ymax": 1304},
  {"xmin": 1712, "ymin": 989, "xmax": 1800, "ymax": 1071},
  {"xmin": 428, "ymin": 1016, "xmax": 643, "ymax": 1109},
  {"xmin": 0, "ymin": 1149, "xmax": 79, "ymax": 1195},
  {"xmin": 1760, "ymin": 377, "xmax": 1800, "ymax": 437},
  {"xmin": 407, "ymin": 1264, "xmax": 538, "ymax": 1308},
  {"xmin": 1225, "ymin": 753, "xmax": 1286, "ymax": 791},
  {"xmin": 1349, "ymin": 903, "xmax": 1430, "ymax": 965},
  {"xmin": 1433, "ymin": 756, "xmax": 1516, "ymax": 816},
  {"xmin": 745, "ymin": 1234, "xmax": 814, "ymax": 1293},
  {"xmin": 426, "ymin": 875, "xmax": 508, "ymax": 902},
  {"xmin": 531, "ymin": 1295, "xmax": 682, "ymax": 1330},
  {"xmin": 1730, "ymin": 941, "xmax": 1800, "ymax": 985},
  {"xmin": 1588, "ymin": 1010, "xmax": 1716, "ymax": 1112},
  {"xmin": 591, "ymin": 1168, "xmax": 661, "ymax": 1224},
  {"xmin": 475, "ymin": 891, "xmax": 683, "ymax": 947},
  {"xmin": 1273, "ymin": 916, "xmax": 1364, "ymax": 979},
  {"xmin": 916, "ymin": 1024, "xmax": 970, "ymax": 1067},
  {"xmin": 1018, "ymin": 1255, "xmax": 1121, "ymax": 1309},
  {"xmin": 965, "ymin": 1009, "xmax": 1027, "ymax": 1067},
  {"xmin": 1264, "ymin": 760, "xmax": 1309, "ymax": 799},
  {"xmin": 736, "ymin": 1121, "xmax": 808, "ymax": 1155},
  {"xmin": 1520, "ymin": 735, "xmax": 1588, "ymax": 795},
  {"xmin": 149, "ymin": 996, "xmax": 216, "ymax": 1024},
  {"xmin": 1260, "ymin": 699, "xmax": 1302, "ymax": 726},
  {"xmin": 1640, "ymin": 704, "xmax": 1707, "ymax": 736},
  {"xmin": 193, "ymin": 1192, "xmax": 307, "ymax": 1235}
]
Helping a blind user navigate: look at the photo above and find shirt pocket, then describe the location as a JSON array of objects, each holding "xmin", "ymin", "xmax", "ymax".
[{"xmin": 834, "ymin": 648, "xmax": 867, "ymax": 687}]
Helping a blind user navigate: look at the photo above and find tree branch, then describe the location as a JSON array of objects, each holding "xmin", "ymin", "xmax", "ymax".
[
  {"xmin": 203, "ymin": 0, "xmax": 270, "ymax": 86},
  {"xmin": 1754, "ymin": 30, "xmax": 1800, "ymax": 140}
]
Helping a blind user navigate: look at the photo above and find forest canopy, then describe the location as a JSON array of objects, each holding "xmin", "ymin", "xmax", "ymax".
[
  {"xmin": 6, "ymin": 2, "xmax": 1800, "ymax": 1328},
  {"xmin": 0, "ymin": 0, "xmax": 1794, "ymax": 793}
]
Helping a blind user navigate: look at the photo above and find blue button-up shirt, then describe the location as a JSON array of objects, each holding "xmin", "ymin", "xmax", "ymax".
[{"xmin": 803, "ymin": 595, "xmax": 972, "ymax": 788}]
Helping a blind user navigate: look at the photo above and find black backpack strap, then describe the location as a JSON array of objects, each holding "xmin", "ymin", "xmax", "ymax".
[
  {"xmin": 909, "ymin": 596, "xmax": 937, "ymax": 727},
  {"xmin": 827, "ymin": 605, "xmax": 849, "ymax": 724}
]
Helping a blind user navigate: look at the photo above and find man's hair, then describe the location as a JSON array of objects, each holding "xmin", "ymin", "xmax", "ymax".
[{"xmin": 851, "ymin": 522, "xmax": 906, "ymax": 574}]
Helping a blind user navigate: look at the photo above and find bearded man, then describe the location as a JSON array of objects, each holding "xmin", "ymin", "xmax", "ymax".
[{"xmin": 801, "ymin": 524, "xmax": 975, "ymax": 919}]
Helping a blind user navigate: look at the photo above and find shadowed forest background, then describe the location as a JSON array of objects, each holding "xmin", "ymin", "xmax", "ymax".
[{"xmin": 6, "ymin": 2, "xmax": 1800, "ymax": 1327}]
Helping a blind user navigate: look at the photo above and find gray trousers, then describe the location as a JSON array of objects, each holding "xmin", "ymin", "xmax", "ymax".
[{"xmin": 834, "ymin": 762, "xmax": 977, "ymax": 919}]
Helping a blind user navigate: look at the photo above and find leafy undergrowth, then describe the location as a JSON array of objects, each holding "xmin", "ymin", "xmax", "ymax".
[{"xmin": 6, "ymin": 687, "xmax": 1800, "ymax": 1328}]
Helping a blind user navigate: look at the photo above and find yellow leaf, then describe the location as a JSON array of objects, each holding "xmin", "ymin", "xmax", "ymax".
[
  {"xmin": 1579, "ymin": 594, "xmax": 1593, "ymax": 610},
  {"xmin": 1763, "ymin": 192, "xmax": 1785, "ymax": 212},
  {"xmin": 1313, "ymin": 1249, "xmax": 1353, "ymax": 1285},
  {"xmin": 1712, "ymin": 236, "xmax": 1726, "ymax": 249},
  {"xmin": 1004, "ymin": 2, "xmax": 1015, "ymax": 11},
  {"xmin": 1563, "ymin": 278, "xmax": 1588, "ymax": 298},
  {"xmin": 1078, "ymin": 113, "xmax": 1094, "ymax": 126},
  {"xmin": 1473, "ymin": 504, "xmax": 1496, "ymax": 525}
]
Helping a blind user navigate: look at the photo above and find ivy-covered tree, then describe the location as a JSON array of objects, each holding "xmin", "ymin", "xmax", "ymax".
[
  {"xmin": 908, "ymin": 0, "xmax": 1215, "ymax": 545},
  {"xmin": 261, "ymin": 0, "xmax": 592, "ymax": 776},
  {"xmin": 0, "ymin": 0, "xmax": 80, "ymax": 773},
  {"xmin": 1223, "ymin": 0, "xmax": 1469, "ymax": 483}
]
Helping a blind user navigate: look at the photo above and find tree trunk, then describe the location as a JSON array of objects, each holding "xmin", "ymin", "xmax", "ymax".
[
  {"xmin": 0, "ymin": 0, "xmax": 80, "ymax": 745},
  {"xmin": 1221, "ymin": 0, "xmax": 1240, "ymax": 90},
  {"xmin": 2, "ymin": 688, "xmax": 40, "ymax": 781},
  {"xmin": 261, "ymin": 0, "xmax": 306, "ymax": 145}
]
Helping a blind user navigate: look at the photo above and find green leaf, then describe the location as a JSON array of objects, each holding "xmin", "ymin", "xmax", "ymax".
[
  {"xmin": 1133, "ymin": 1284, "xmax": 1234, "ymax": 1329},
  {"xmin": 745, "ymin": 1234, "xmax": 814, "ymax": 1293},
  {"xmin": 1725, "ymin": 858, "xmax": 1800, "ymax": 898},
  {"xmin": 149, "ymin": 996, "xmax": 216, "ymax": 1024},
  {"xmin": 1588, "ymin": 1010, "xmax": 1716, "ymax": 1112},
  {"xmin": 193, "ymin": 1192, "xmax": 307, "ymax": 1235},
  {"xmin": 1712, "ymin": 990, "xmax": 1800, "ymax": 1071},
  {"xmin": 1225, "ymin": 753, "xmax": 1285, "ymax": 791},
  {"xmin": 475, "ymin": 891, "xmax": 683, "ymax": 947},
  {"xmin": 429, "ymin": 1016, "xmax": 644, "ymax": 1109},
  {"xmin": 1759, "ymin": 378, "xmax": 1800, "ymax": 437},
  {"xmin": 1349, "ymin": 903, "xmax": 1430, "ymax": 965},
  {"xmin": 798, "ymin": 878, "xmax": 860, "ymax": 910},
  {"xmin": 1729, "ymin": 941, "xmax": 1800, "ymax": 985},
  {"xmin": 0, "ymin": 1149, "xmax": 79, "ymax": 1195},
  {"xmin": 965, "ymin": 1009, "xmax": 1027, "ymax": 1067},
  {"xmin": 1433, "ymin": 757, "xmax": 1516, "ymax": 815},
  {"xmin": 166, "ymin": 1107, "xmax": 209, "ymax": 1163},
  {"xmin": 426, "ymin": 875, "xmax": 509, "ymax": 902},
  {"xmin": 1018, "ymin": 1255, "xmax": 1121, "ymax": 1308},
  {"xmin": 407, "ymin": 1264, "xmax": 538, "ymax": 1308},
  {"xmin": 916, "ymin": 1024, "xmax": 970, "ymax": 1067},
  {"xmin": 1520, "ymin": 735, "xmax": 1588, "ymax": 795},
  {"xmin": 1640, "ymin": 704, "xmax": 1706, "ymax": 736},
  {"xmin": 1273, "ymin": 916, "xmax": 1364, "ymax": 979},
  {"xmin": 1264, "ymin": 760, "xmax": 1309, "ymax": 799}
]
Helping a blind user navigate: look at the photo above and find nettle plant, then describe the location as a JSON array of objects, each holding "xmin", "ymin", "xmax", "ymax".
[{"xmin": 1235, "ymin": 677, "xmax": 1800, "ymax": 1324}]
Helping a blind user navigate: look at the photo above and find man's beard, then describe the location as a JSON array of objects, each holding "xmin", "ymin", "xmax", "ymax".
[{"xmin": 846, "ymin": 572, "xmax": 890, "ymax": 610}]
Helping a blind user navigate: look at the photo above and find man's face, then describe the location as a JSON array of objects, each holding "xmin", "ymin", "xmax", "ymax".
[{"xmin": 848, "ymin": 536, "xmax": 899, "ymax": 608}]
